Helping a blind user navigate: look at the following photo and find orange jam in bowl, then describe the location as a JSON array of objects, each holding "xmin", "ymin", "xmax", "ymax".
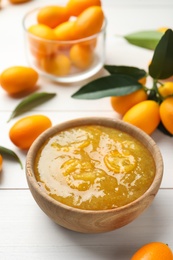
[{"xmin": 34, "ymin": 125, "xmax": 155, "ymax": 210}]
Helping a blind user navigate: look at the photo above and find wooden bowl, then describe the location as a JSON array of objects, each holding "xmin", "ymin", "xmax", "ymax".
[{"xmin": 26, "ymin": 117, "xmax": 163, "ymax": 233}]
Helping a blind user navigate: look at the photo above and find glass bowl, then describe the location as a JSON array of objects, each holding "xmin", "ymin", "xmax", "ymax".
[{"xmin": 22, "ymin": 8, "xmax": 107, "ymax": 83}]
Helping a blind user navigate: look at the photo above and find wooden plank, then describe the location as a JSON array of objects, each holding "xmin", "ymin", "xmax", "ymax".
[{"xmin": 0, "ymin": 189, "xmax": 172, "ymax": 259}]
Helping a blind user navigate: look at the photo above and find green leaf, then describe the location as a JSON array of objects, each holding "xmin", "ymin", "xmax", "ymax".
[
  {"xmin": 0, "ymin": 146, "xmax": 23, "ymax": 169},
  {"xmin": 7, "ymin": 92, "xmax": 56, "ymax": 122},
  {"xmin": 104, "ymin": 65, "xmax": 147, "ymax": 80},
  {"xmin": 149, "ymin": 29, "xmax": 173, "ymax": 79},
  {"xmin": 71, "ymin": 75, "xmax": 142, "ymax": 99},
  {"xmin": 123, "ymin": 30, "xmax": 164, "ymax": 50}
]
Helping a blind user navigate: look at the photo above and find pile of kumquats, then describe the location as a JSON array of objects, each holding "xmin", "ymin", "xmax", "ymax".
[
  {"xmin": 111, "ymin": 80, "xmax": 173, "ymax": 136},
  {"xmin": 71, "ymin": 27, "xmax": 173, "ymax": 138},
  {"xmin": 26, "ymin": 0, "xmax": 104, "ymax": 76}
]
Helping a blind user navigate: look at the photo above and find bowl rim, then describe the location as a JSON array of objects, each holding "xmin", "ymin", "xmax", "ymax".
[
  {"xmin": 26, "ymin": 117, "xmax": 163, "ymax": 214},
  {"xmin": 22, "ymin": 7, "xmax": 107, "ymax": 44}
]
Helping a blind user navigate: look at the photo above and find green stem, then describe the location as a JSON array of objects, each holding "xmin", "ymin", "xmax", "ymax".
[
  {"xmin": 153, "ymin": 79, "xmax": 163, "ymax": 103},
  {"xmin": 157, "ymin": 80, "xmax": 164, "ymax": 86},
  {"xmin": 143, "ymin": 85, "xmax": 150, "ymax": 92}
]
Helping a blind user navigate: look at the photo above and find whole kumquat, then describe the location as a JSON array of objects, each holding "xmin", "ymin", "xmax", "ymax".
[
  {"xmin": 28, "ymin": 24, "xmax": 57, "ymax": 58},
  {"xmin": 9, "ymin": 0, "xmax": 31, "ymax": 3},
  {"xmin": 54, "ymin": 20, "xmax": 75, "ymax": 41},
  {"xmin": 131, "ymin": 242, "xmax": 173, "ymax": 260},
  {"xmin": 158, "ymin": 82, "xmax": 173, "ymax": 98},
  {"xmin": 37, "ymin": 6, "xmax": 70, "ymax": 29},
  {"xmin": 28, "ymin": 24, "xmax": 56, "ymax": 40},
  {"xmin": 9, "ymin": 115, "xmax": 52, "ymax": 150},
  {"xmin": 110, "ymin": 88, "xmax": 148, "ymax": 116},
  {"xmin": 41, "ymin": 54, "xmax": 71, "ymax": 76},
  {"xmin": 0, "ymin": 66, "xmax": 38, "ymax": 95},
  {"xmin": 66, "ymin": 0, "xmax": 101, "ymax": 17},
  {"xmin": 123, "ymin": 100, "xmax": 160, "ymax": 135},
  {"xmin": 72, "ymin": 6, "xmax": 104, "ymax": 39},
  {"xmin": 160, "ymin": 96, "xmax": 173, "ymax": 134},
  {"xmin": 70, "ymin": 44, "xmax": 93, "ymax": 69},
  {"xmin": 0, "ymin": 154, "xmax": 3, "ymax": 172}
]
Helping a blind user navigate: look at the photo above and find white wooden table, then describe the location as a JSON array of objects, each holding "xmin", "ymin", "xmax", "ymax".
[{"xmin": 0, "ymin": 0, "xmax": 173, "ymax": 259}]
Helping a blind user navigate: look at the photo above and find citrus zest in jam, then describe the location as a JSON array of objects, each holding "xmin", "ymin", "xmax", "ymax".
[{"xmin": 35, "ymin": 125, "xmax": 155, "ymax": 210}]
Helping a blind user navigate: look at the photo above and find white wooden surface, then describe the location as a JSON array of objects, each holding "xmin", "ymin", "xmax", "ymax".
[{"xmin": 0, "ymin": 0, "xmax": 173, "ymax": 259}]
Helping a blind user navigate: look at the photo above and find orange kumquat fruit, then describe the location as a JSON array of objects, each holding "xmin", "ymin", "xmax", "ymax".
[
  {"xmin": 37, "ymin": 5, "xmax": 70, "ymax": 29},
  {"xmin": 72, "ymin": 6, "xmax": 104, "ymax": 39},
  {"xmin": 54, "ymin": 20, "xmax": 75, "ymax": 41},
  {"xmin": 70, "ymin": 44, "xmax": 93, "ymax": 69},
  {"xmin": 111, "ymin": 88, "xmax": 148, "ymax": 116},
  {"xmin": 123, "ymin": 100, "xmax": 160, "ymax": 135},
  {"xmin": 41, "ymin": 54, "xmax": 71, "ymax": 76},
  {"xmin": 158, "ymin": 82, "xmax": 173, "ymax": 98},
  {"xmin": 0, "ymin": 66, "xmax": 38, "ymax": 95},
  {"xmin": 160, "ymin": 96, "xmax": 173, "ymax": 134},
  {"xmin": 66, "ymin": 0, "xmax": 101, "ymax": 17},
  {"xmin": 131, "ymin": 241, "xmax": 173, "ymax": 260},
  {"xmin": 9, "ymin": 115, "xmax": 52, "ymax": 150},
  {"xmin": 0, "ymin": 154, "xmax": 3, "ymax": 172}
]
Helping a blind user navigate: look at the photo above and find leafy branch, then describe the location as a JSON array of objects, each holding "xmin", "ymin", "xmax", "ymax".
[{"xmin": 71, "ymin": 29, "xmax": 173, "ymax": 136}]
